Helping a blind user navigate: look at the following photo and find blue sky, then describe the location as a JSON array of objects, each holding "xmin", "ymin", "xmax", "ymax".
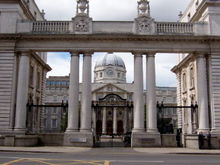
[{"xmin": 36, "ymin": 0, "xmax": 192, "ymax": 87}]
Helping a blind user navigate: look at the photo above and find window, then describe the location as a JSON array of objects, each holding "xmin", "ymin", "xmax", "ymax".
[
  {"xmin": 190, "ymin": 66, "xmax": 195, "ymax": 88},
  {"xmin": 34, "ymin": 11, "xmax": 37, "ymax": 18},
  {"xmin": 52, "ymin": 119, "xmax": 57, "ymax": 128},
  {"xmin": 117, "ymin": 72, "xmax": 120, "ymax": 78},
  {"xmin": 29, "ymin": 66, "xmax": 34, "ymax": 86},
  {"xmin": 36, "ymin": 71, "xmax": 41, "ymax": 90},
  {"xmin": 44, "ymin": 118, "xmax": 47, "ymax": 128},
  {"xmin": 183, "ymin": 73, "xmax": 187, "ymax": 92},
  {"xmin": 100, "ymin": 72, "xmax": 103, "ymax": 78},
  {"xmin": 53, "ymin": 96, "xmax": 57, "ymax": 101},
  {"xmin": 52, "ymin": 108, "xmax": 57, "ymax": 114}
]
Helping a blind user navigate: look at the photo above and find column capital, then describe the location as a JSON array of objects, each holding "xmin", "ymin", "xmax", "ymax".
[
  {"xmin": 16, "ymin": 51, "xmax": 31, "ymax": 57},
  {"xmin": 195, "ymin": 54, "xmax": 206, "ymax": 59},
  {"xmin": 83, "ymin": 51, "xmax": 94, "ymax": 56},
  {"xmin": 132, "ymin": 51, "xmax": 143, "ymax": 56},
  {"xmin": 70, "ymin": 51, "xmax": 80, "ymax": 57},
  {"xmin": 146, "ymin": 52, "xmax": 156, "ymax": 57}
]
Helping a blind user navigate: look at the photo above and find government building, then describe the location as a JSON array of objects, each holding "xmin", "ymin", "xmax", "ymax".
[
  {"xmin": 44, "ymin": 53, "xmax": 177, "ymax": 144},
  {"xmin": 0, "ymin": 0, "xmax": 220, "ymax": 149}
]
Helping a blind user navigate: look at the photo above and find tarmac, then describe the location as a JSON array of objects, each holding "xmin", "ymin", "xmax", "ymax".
[{"xmin": 0, "ymin": 147, "xmax": 220, "ymax": 155}]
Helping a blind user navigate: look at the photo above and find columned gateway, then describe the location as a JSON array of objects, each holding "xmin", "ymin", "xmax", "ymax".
[
  {"xmin": 66, "ymin": 52, "xmax": 79, "ymax": 132},
  {"xmin": 1, "ymin": 0, "xmax": 220, "ymax": 148},
  {"xmin": 133, "ymin": 53, "xmax": 145, "ymax": 133},
  {"xmin": 14, "ymin": 52, "xmax": 30, "ymax": 133}
]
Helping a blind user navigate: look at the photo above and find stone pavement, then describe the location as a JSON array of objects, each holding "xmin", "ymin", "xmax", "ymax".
[
  {"xmin": 0, "ymin": 147, "xmax": 220, "ymax": 155},
  {"xmin": 134, "ymin": 148, "xmax": 220, "ymax": 155},
  {"xmin": 0, "ymin": 147, "xmax": 91, "ymax": 153}
]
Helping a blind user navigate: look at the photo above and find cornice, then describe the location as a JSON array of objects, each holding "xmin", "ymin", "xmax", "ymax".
[{"xmin": 1, "ymin": 33, "xmax": 218, "ymax": 42}]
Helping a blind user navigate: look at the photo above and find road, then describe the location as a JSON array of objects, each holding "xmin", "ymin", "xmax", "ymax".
[{"xmin": 0, "ymin": 148, "xmax": 220, "ymax": 165}]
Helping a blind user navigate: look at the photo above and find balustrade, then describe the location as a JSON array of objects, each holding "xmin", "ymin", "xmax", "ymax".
[
  {"xmin": 32, "ymin": 21, "xmax": 70, "ymax": 33},
  {"xmin": 156, "ymin": 22, "xmax": 193, "ymax": 34}
]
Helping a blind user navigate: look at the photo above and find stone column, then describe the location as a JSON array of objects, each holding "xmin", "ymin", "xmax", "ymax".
[
  {"xmin": 146, "ymin": 53, "xmax": 158, "ymax": 133},
  {"xmin": 123, "ymin": 108, "xmax": 127, "ymax": 134},
  {"xmin": 113, "ymin": 107, "xmax": 117, "ymax": 134},
  {"xmin": 196, "ymin": 54, "xmax": 209, "ymax": 133},
  {"xmin": 133, "ymin": 53, "xmax": 145, "ymax": 132},
  {"xmin": 14, "ymin": 52, "xmax": 30, "ymax": 133},
  {"xmin": 66, "ymin": 52, "xmax": 79, "ymax": 132},
  {"xmin": 80, "ymin": 53, "xmax": 92, "ymax": 132},
  {"xmin": 92, "ymin": 107, "xmax": 96, "ymax": 133},
  {"xmin": 102, "ymin": 107, "xmax": 107, "ymax": 134}
]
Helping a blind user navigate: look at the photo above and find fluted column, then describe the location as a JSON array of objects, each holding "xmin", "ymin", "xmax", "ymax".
[
  {"xmin": 146, "ymin": 53, "xmax": 158, "ymax": 133},
  {"xmin": 133, "ymin": 53, "xmax": 145, "ymax": 133},
  {"xmin": 196, "ymin": 54, "xmax": 209, "ymax": 133},
  {"xmin": 14, "ymin": 52, "xmax": 30, "ymax": 133},
  {"xmin": 113, "ymin": 107, "xmax": 117, "ymax": 134},
  {"xmin": 80, "ymin": 53, "xmax": 92, "ymax": 132},
  {"xmin": 66, "ymin": 52, "xmax": 79, "ymax": 132},
  {"xmin": 102, "ymin": 107, "xmax": 107, "ymax": 134}
]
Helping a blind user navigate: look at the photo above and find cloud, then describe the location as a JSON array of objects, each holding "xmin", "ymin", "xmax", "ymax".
[
  {"xmin": 35, "ymin": 0, "xmax": 191, "ymax": 21},
  {"xmin": 36, "ymin": 0, "xmax": 191, "ymax": 87},
  {"xmin": 47, "ymin": 52, "xmax": 70, "ymax": 77}
]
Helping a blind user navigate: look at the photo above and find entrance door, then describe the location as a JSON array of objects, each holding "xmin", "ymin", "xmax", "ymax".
[
  {"xmin": 107, "ymin": 120, "xmax": 113, "ymax": 135},
  {"xmin": 96, "ymin": 120, "xmax": 102, "ymax": 135},
  {"xmin": 117, "ymin": 120, "xmax": 124, "ymax": 135}
]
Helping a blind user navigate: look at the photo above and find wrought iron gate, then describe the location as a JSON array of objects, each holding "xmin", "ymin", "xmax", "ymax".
[{"xmin": 26, "ymin": 102, "xmax": 68, "ymax": 134}]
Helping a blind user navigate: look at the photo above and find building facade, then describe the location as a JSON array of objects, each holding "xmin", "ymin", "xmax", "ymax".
[
  {"xmin": 172, "ymin": 0, "xmax": 220, "ymax": 148},
  {"xmin": 44, "ymin": 53, "xmax": 177, "ymax": 135},
  {"xmin": 0, "ymin": 0, "xmax": 50, "ymax": 135},
  {"xmin": 0, "ymin": 0, "xmax": 220, "ymax": 148}
]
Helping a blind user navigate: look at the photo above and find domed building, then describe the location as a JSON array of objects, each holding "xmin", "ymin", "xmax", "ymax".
[
  {"xmin": 45, "ymin": 53, "xmax": 177, "ymax": 144},
  {"xmin": 94, "ymin": 53, "xmax": 126, "ymax": 83}
]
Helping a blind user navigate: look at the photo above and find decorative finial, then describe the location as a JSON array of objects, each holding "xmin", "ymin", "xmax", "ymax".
[
  {"xmin": 137, "ymin": 0, "xmax": 150, "ymax": 17},
  {"xmin": 41, "ymin": 9, "xmax": 45, "ymax": 19},
  {"xmin": 76, "ymin": 0, "xmax": 89, "ymax": 16},
  {"xmin": 178, "ymin": 11, "xmax": 183, "ymax": 19}
]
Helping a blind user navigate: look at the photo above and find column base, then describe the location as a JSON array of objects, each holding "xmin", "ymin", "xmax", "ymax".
[
  {"xmin": 198, "ymin": 128, "xmax": 210, "ymax": 134},
  {"xmin": 13, "ymin": 128, "xmax": 26, "ymax": 135},
  {"xmin": 64, "ymin": 132, "xmax": 94, "ymax": 147},
  {"xmin": 132, "ymin": 128, "xmax": 145, "ymax": 133},
  {"xmin": 131, "ymin": 132, "xmax": 161, "ymax": 147},
  {"xmin": 147, "ymin": 128, "xmax": 159, "ymax": 134},
  {"xmin": 65, "ymin": 129, "xmax": 79, "ymax": 133}
]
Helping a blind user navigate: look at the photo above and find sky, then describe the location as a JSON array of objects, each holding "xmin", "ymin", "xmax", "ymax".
[{"xmin": 35, "ymin": 0, "xmax": 192, "ymax": 87}]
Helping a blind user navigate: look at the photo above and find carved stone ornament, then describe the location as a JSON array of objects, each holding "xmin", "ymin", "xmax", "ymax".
[
  {"xmin": 135, "ymin": 16, "xmax": 154, "ymax": 34},
  {"xmin": 73, "ymin": 16, "xmax": 92, "ymax": 33},
  {"xmin": 75, "ymin": 19, "xmax": 89, "ymax": 32}
]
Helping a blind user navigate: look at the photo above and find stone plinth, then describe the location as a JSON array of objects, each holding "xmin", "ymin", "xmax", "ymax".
[
  {"xmin": 161, "ymin": 134, "xmax": 177, "ymax": 147},
  {"xmin": 39, "ymin": 133, "xmax": 64, "ymax": 146},
  {"xmin": 185, "ymin": 134, "xmax": 199, "ymax": 149},
  {"xmin": 131, "ymin": 132, "xmax": 161, "ymax": 147},
  {"xmin": 4, "ymin": 135, "xmax": 38, "ymax": 147},
  {"xmin": 64, "ymin": 132, "xmax": 94, "ymax": 147}
]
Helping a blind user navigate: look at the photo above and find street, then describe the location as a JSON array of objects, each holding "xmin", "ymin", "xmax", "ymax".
[{"xmin": 0, "ymin": 148, "xmax": 220, "ymax": 165}]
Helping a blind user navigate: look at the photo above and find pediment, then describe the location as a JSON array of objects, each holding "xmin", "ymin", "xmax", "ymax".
[{"xmin": 92, "ymin": 83, "xmax": 129, "ymax": 94}]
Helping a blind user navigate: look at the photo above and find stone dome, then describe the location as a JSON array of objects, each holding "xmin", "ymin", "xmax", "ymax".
[
  {"xmin": 94, "ymin": 53, "xmax": 126, "ymax": 84},
  {"xmin": 95, "ymin": 53, "xmax": 125, "ymax": 68}
]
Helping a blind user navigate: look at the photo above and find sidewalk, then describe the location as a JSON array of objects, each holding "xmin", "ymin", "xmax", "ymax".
[
  {"xmin": 134, "ymin": 148, "xmax": 220, "ymax": 155},
  {"xmin": 0, "ymin": 146, "xmax": 220, "ymax": 155},
  {"xmin": 0, "ymin": 146, "xmax": 91, "ymax": 153}
]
